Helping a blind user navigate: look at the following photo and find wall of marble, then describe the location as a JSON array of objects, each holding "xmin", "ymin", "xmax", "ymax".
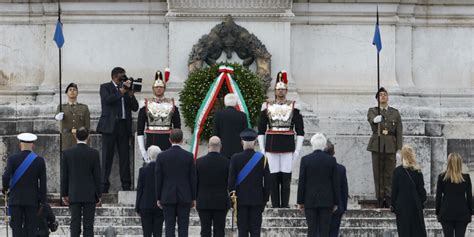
[{"xmin": 0, "ymin": 0, "xmax": 472, "ymax": 195}]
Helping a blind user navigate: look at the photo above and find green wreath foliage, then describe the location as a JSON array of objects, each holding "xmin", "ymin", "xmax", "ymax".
[{"xmin": 180, "ymin": 63, "xmax": 266, "ymax": 141}]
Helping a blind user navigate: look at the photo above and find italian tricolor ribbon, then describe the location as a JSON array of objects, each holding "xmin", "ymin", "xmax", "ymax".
[{"xmin": 190, "ymin": 65, "xmax": 251, "ymax": 159}]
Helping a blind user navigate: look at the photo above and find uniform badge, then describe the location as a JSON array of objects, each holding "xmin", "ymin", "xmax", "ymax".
[{"xmin": 382, "ymin": 129, "xmax": 388, "ymax": 135}]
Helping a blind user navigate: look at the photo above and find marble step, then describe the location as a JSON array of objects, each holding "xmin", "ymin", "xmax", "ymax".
[
  {"xmin": 0, "ymin": 226, "xmax": 473, "ymax": 237},
  {"xmin": 0, "ymin": 207, "xmax": 440, "ymax": 218}
]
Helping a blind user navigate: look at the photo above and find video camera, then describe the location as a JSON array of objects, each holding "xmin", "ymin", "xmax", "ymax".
[{"xmin": 119, "ymin": 75, "xmax": 142, "ymax": 92}]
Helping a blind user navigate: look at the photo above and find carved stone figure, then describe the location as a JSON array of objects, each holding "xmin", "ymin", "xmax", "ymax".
[{"xmin": 188, "ymin": 16, "xmax": 272, "ymax": 89}]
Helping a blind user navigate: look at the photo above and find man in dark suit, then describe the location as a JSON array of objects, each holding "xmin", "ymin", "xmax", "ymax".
[
  {"xmin": 297, "ymin": 133, "xmax": 340, "ymax": 237},
  {"xmin": 136, "ymin": 145, "xmax": 163, "ymax": 237},
  {"xmin": 213, "ymin": 93, "xmax": 248, "ymax": 158},
  {"xmin": 228, "ymin": 128, "xmax": 271, "ymax": 237},
  {"xmin": 196, "ymin": 136, "xmax": 230, "ymax": 237},
  {"xmin": 2, "ymin": 133, "xmax": 47, "ymax": 237},
  {"xmin": 324, "ymin": 141, "xmax": 348, "ymax": 237},
  {"xmin": 97, "ymin": 67, "xmax": 139, "ymax": 193},
  {"xmin": 61, "ymin": 127, "xmax": 101, "ymax": 237},
  {"xmin": 155, "ymin": 129, "xmax": 196, "ymax": 237}
]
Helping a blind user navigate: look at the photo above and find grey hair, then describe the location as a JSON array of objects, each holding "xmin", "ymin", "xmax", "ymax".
[
  {"xmin": 224, "ymin": 93, "xmax": 238, "ymax": 107},
  {"xmin": 242, "ymin": 140, "xmax": 256, "ymax": 150},
  {"xmin": 147, "ymin": 145, "xmax": 161, "ymax": 161},
  {"xmin": 208, "ymin": 136, "xmax": 222, "ymax": 152},
  {"xmin": 311, "ymin": 133, "xmax": 327, "ymax": 151}
]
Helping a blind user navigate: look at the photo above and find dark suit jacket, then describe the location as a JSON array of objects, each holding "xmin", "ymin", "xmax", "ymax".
[
  {"xmin": 196, "ymin": 152, "xmax": 230, "ymax": 210},
  {"xmin": 228, "ymin": 149, "xmax": 271, "ymax": 206},
  {"xmin": 96, "ymin": 81, "xmax": 138, "ymax": 135},
  {"xmin": 61, "ymin": 143, "xmax": 101, "ymax": 203},
  {"xmin": 297, "ymin": 150, "xmax": 340, "ymax": 208},
  {"xmin": 436, "ymin": 173, "xmax": 472, "ymax": 222},
  {"xmin": 136, "ymin": 161, "xmax": 160, "ymax": 212},
  {"xmin": 335, "ymin": 163, "xmax": 348, "ymax": 214},
  {"xmin": 2, "ymin": 150, "xmax": 47, "ymax": 206},
  {"xmin": 213, "ymin": 107, "xmax": 248, "ymax": 158},
  {"xmin": 155, "ymin": 145, "xmax": 196, "ymax": 204}
]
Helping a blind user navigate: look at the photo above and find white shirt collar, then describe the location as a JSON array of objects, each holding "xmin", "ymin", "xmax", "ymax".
[{"xmin": 77, "ymin": 141, "xmax": 87, "ymax": 144}]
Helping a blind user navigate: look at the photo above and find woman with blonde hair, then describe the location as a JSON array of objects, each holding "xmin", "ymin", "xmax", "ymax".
[
  {"xmin": 391, "ymin": 144, "xmax": 427, "ymax": 237},
  {"xmin": 436, "ymin": 153, "xmax": 472, "ymax": 237}
]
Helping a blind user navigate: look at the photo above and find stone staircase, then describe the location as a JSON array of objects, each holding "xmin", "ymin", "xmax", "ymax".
[{"xmin": 1, "ymin": 206, "xmax": 474, "ymax": 236}]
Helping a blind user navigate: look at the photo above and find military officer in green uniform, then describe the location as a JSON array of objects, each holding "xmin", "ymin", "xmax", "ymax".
[
  {"xmin": 55, "ymin": 83, "xmax": 91, "ymax": 150},
  {"xmin": 367, "ymin": 87, "xmax": 403, "ymax": 208}
]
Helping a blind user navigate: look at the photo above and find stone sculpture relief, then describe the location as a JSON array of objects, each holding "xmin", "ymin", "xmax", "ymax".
[{"xmin": 188, "ymin": 16, "xmax": 272, "ymax": 89}]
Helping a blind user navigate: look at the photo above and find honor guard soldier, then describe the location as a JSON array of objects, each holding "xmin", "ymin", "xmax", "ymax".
[
  {"xmin": 257, "ymin": 70, "xmax": 304, "ymax": 208},
  {"xmin": 2, "ymin": 133, "xmax": 47, "ymax": 237},
  {"xmin": 367, "ymin": 87, "xmax": 403, "ymax": 208},
  {"xmin": 55, "ymin": 83, "xmax": 91, "ymax": 150},
  {"xmin": 137, "ymin": 68, "xmax": 181, "ymax": 162},
  {"xmin": 228, "ymin": 128, "xmax": 271, "ymax": 237}
]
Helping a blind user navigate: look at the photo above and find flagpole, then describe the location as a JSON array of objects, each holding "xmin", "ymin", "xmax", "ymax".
[
  {"xmin": 375, "ymin": 6, "xmax": 383, "ymax": 208},
  {"xmin": 57, "ymin": 0, "xmax": 63, "ymax": 158}
]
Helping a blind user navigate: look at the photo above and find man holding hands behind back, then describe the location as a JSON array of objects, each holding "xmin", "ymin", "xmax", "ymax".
[{"xmin": 61, "ymin": 127, "xmax": 101, "ymax": 237}]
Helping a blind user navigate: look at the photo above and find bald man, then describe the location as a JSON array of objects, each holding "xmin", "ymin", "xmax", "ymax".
[{"xmin": 196, "ymin": 137, "xmax": 230, "ymax": 237}]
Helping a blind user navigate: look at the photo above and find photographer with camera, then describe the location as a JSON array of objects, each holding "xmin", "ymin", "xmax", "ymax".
[{"xmin": 97, "ymin": 67, "xmax": 139, "ymax": 193}]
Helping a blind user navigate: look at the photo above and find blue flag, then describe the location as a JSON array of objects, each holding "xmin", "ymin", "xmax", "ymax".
[
  {"xmin": 53, "ymin": 19, "xmax": 65, "ymax": 49},
  {"xmin": 372, "ymin": 22, "xmax": 382, "ymax": 53}
]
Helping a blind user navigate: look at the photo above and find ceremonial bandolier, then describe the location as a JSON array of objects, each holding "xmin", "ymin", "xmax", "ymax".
[
  {"xmin": 55, "ymin": 83, "xmax": 90, "ymax": 150},
  {"xmin": 137, "ymin": 69, "xmax": 181, "ymax": 161},
  {"xmin": 367, "ymin": 87, "xmax": 403, "ymax": 208},
  {"xmin": 258, "ymin": 70, "xmax": 304, "ymax": 208}
]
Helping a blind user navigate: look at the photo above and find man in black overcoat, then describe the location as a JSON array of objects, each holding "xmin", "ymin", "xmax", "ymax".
[
  {"xmin": 228, "ymin": 128, "xmax": 271, "ymax": 237},
  {"xmin": 2, "ymin": 132, "xmax": 47, "ymax": 237},
  {"xmin": 96, "ymin": 66, "xmax": 139, "ymax": 192},
  {"xmin": 136, "ymin": 145, "xmax": 163, "ymax": 237},
  {"xmin": 213, "ymin": 93, "xmax": 248, "ymax": 158},
  {"xmin": 324, "ymin": 141, "xmax": 348, "ymax": 237},
  {"xmin": 297, "ymin": 133, "xmax": 340, "ymax": 237},
  {"xmin": 155, "ymin": 129, "xmax": 196, "ymax": 237},
  {"xmin": 196, "ymin": 136, "xmax": 230, "ymax": 237},
  {"xmin": 61, "ymin": 127, "xmax": 101, "ymax": 237}
]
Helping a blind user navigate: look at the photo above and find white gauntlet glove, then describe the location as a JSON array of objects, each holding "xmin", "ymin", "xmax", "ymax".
[
  {"xmin": 137, "ymin": 135, "xmax": 149, "ymax": 162},
  {"xmin": 257, "ymin": 135, "xmax": 266, "ymax": 154},
  {"xmin": 373, "ymin": 115, "xmax": 383, "ymax": 124},
  {"xmin": 55, "ymin": 112, "xmax": 64, "ymax": 121},
  {"xmin": 293, "ymin": 136, "xmax": 304, "ymax": 161}
]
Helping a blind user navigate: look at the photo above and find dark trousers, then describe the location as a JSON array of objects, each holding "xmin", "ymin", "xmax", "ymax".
[
  {"xmin": 140, "ymin": 209, "xmax": 164, "ymax": 237},
  {"xmin": 162, "ymin": 203, "xmax": 191, "ymax": 237},
  {"xmin": 10, "ymin": 205, "xmax": 37, "ymax": 237},
  {"xmin": 305, "ymin": 207, "xmax": 333, "ymax": 237},
  {"xmin": 102, "ymin": 120, "xmax": 131, "ymax": 192},
  {"xmin": 69, "ymin": 202, "xmax": 96, "ymax": 237},
  {"xmin": 270, "ymin": 172, "xmax": 291, "ymax": 208},
  {"xmin": 371, "ymin": 151, "xmax": 396, "ymax": 201},
  {"xmin": 329, "ymin": 213, "xmax": 342, "ymax": 237},
  {"xmin": 197, "ymin": 209, "xmax": 227, "ymax": 237},
  {"xmin": 237, "ymin": 205, "xmax": 263, "ymax": 237},
  {"xmin": 441, "ymin": 221, "xmax": 468, "ymax": 237}
]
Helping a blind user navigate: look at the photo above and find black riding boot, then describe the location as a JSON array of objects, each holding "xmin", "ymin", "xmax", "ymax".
[
  {"xmin": 281, "ymin": 172, "xmax": 292, "ymax": 208},
  {"xmin": 270, "ymin": 173, "xmax": 281, "ymax": 208}
]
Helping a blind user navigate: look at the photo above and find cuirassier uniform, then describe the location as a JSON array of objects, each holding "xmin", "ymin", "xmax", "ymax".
[
  {"xmin": 137, "ymin": 97, "xmax": 180, "ymax": 150},
  {"xmin": 257, "ymin": 70, "xmax": 304, "ymax": 208},
  {"xmin": 137, "ymin": 69, "xmax": 181, "ymax": 162}
]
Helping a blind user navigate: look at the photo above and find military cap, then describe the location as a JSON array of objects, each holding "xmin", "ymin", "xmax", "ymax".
[
  {"xmin": 375, "ymin": 87, "xmax": 388, "ymax": 99},
  {"xmin": 17, "ymin": 133, "xmax": 37, "ymax": 143},
  {"xmin": 65, "ymin": 83, "xmax": 78, "ymax": 93},
  {"xmin": 240, "ymin": 128, "xmax": 258, "ymax": 141}
]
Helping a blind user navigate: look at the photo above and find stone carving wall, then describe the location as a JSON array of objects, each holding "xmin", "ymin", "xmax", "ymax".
[{"xmin": 188, "ymin": 16, "xmax": 272, "ymax": 89}]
